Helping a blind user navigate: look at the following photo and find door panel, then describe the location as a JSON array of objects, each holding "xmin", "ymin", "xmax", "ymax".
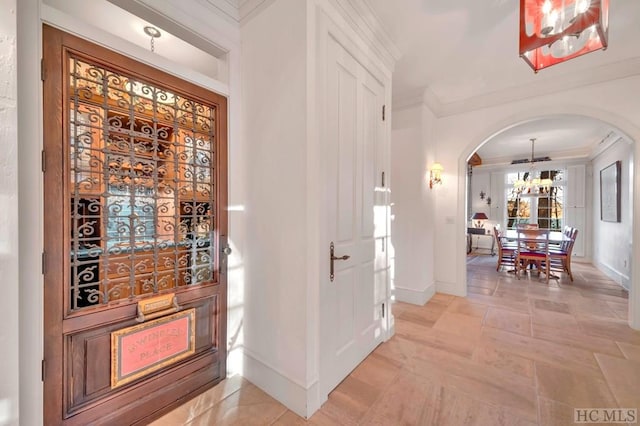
[
  {"xmin": 322, "ymin": 35, "xmax": 386, "ymax": 395},
  {"xmin": 336, "ymin": 268, "xmax": 356, "ymax": 352},
  {"xmin": 43, "ymin": 25, "xmax": 228, "ymax": 425},
  {"xmin": 337, "ymin": 66, "xmax": 358, "ymax": 242},
  {"xmin": 361, "ymin": 79, "xmax": 377, "ymax": 239}
]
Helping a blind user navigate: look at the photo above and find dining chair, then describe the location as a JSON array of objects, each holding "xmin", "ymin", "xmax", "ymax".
[
  {"xmin": 549, "ymin": 226, "xmax": 571, "ymax": 252},
  {"xmin": 516, "ymin": 223, "xmax": 539, "ymax": 230},
  {"xmin": 515, "ymin": 228, "xmax": 551, "ymax": 283},
  {"xmin": 549, "ymin": 228, "xmax": 578, "ymax": 281},
  {"xmin": 493, "ymin": 226, "xmax": 516, "ymax": 272}
]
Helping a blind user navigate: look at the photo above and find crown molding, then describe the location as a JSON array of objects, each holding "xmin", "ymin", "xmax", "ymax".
[
  {"xmin": 238, "ymin": 0, "xmax": 402, "ymax": 70},
  {"xmin": 346, "ymin": 0, "xmax": 402, "ymax": 61},
  {"xmin": 393, "ymin": 56, "xmax": 640, "ymax": 118},
  {"xmin": 392, "ymin": 91, "xmax": 424, "ymax": 111},
  {"xmin": 107, "ymin": 0, "xmax": 237, "ymax": 55},
  {"xmin": 480, "ymin": 147, "xmax": 592, "ymax": 167},
  {"xmin": 238, "ymin": 0, "xmax": 277, "ymax": 25},
  {"xmin": 393, "ymin": 86, "xmax": 442, "ymax": 115},
  {"xmin": 589, "ymin": 132, "xmax": 631, "ymax": 161},
  {"xmin": 237, "ymin": 0, "xmax": 400, "ymax": 70},
  {"xmin": 440, "ymin": 57, "xmax": 640, "ymax": 117},
  {"xmin": 325, "ymin": 0, "xmax": 400, "ymax": 72},
  {"xmin": 200, "ymin": 0, "xmax": 241, "ymax": 23},
  {"xmin": 422, "ymin": 86, "xmax": 442, "ymax": 116}
]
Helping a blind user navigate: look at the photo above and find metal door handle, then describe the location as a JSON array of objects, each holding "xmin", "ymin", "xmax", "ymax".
[{"xmin": 330, "ymin": 242, "xmax": 350, "ymax": 282}]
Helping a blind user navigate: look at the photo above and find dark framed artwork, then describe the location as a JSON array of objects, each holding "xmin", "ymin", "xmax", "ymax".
[{"xmin": 600, "ymin": 161, "xmax": 621, "ymax": 222}]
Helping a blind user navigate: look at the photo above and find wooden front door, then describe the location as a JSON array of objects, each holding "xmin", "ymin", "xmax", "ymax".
[{"xmin": 42, "ymin": 25, "xmax": 228, "ymax": 425}]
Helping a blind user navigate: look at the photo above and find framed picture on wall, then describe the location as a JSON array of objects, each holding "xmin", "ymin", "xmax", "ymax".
[{"xmin": 600, "ymin": 161, "xmax": 621, "ymax": 222}]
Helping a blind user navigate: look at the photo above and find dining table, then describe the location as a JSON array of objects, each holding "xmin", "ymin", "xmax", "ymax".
[
  {"xmin": 502, "ymin": 229, "xmax": 571, "ymax": 244},
  {"xmin": 499, "ymin": 229, "xmax": 573, "ymax": 278}
]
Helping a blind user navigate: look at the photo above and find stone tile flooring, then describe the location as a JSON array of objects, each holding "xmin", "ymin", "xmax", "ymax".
[{"xmin": 152, "ymin": 257, "xmax": 639, "ymax": 425}]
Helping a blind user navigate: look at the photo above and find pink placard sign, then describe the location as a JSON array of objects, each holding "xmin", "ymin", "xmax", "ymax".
[{"xmin": 111, "ymin": 308, "xmax": 195, "ymax": 388}]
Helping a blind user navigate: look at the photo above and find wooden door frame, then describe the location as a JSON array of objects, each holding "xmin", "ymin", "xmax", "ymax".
[{"xmin": 43, "ymin": 24, "xmax": 228, "ymax": 424}]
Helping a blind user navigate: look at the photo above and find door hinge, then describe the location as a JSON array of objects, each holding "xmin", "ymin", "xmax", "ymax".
[
  {"xmin": 41, "ymin": 58, "xmax": 45, "ymax": 81},
  {"xmin": 41, "ymin": 359, "xmax": 45, "ymax": 381},
  {"xmin": 382, "ymin": 105, "xmax": 386, "ymax": 121},
  {"xmin": 41, "ymin": 252, "xmax": 46, "ymax": 275},
  {"xmin": 381, "ymin": 303, "xmax": 385, "ymax": 318},
  {"xmin": 41, "ymin": 150, "xmax": 46, "ymax": 172},
  {"xmin": 381, "ymin": 238, "xmax": 385, "ymax": 252},
  {"xmin": 381, "ymin": 171, "xmax": 385, "ymax": 187}
]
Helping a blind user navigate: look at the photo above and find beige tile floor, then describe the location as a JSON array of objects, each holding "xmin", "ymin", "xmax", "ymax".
[{"xmin": 152, "ymin": 257, "xmax": 640, "ymax": 425}]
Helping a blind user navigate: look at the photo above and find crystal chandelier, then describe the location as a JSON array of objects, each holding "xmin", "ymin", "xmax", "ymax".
[
  {"xmin": 513, "ymin": 138, "xmax": 553, "ymax": 196},
  {"xmin": 519, "ymin": 0, "xmax": 609, "ymax": 72}
]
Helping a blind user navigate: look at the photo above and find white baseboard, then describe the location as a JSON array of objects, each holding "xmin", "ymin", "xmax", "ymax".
[
  {"xmin": 595, "ymin": 260, "xmax": 630, "ymax": 290},
  {"xmin": 393, "ymin": 283, "xmax": 435, "ymax": 305},
  {"xmin": 241, "ymin": 348, "xmax": 319, "ymax": 418}
]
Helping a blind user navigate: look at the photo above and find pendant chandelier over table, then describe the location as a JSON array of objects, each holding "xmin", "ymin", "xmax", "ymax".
[{"xmin": 513, "ymin": 138, "xmax": 553, "ymax": 196}]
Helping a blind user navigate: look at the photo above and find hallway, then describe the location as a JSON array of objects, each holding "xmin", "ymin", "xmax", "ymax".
[{"xmin": 153, "ymin": 258, "xmax": 640, "ymax": 425}]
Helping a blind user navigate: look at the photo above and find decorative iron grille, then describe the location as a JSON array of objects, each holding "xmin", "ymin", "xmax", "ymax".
[{"xmin": 68, "ymin": 56, "xmax": 217, "ymax": 311}]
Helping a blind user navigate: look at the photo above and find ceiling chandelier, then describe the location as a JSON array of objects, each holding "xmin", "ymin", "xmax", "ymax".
[
  {"xmin": 519, "ymin": 0, "xmax": 609, "ymax": 72},
  {"xmin": 513, "ymin": 138, "xmax": 553, "ymax": 196}
]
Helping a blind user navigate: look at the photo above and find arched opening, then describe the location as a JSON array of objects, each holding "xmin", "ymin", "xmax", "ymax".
[{"xmin": 456, "ymin": 112, "xmax": 640, "ymax": 330}]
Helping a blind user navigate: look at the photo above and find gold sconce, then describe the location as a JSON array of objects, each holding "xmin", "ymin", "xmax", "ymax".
[{"xmin": 429, "ymin": 162, "xmax": 443, "ymax": 189}]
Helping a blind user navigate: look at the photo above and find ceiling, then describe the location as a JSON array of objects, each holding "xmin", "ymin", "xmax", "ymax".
[
  {"xmin": 47, "ymin": 0, "xmax": 636, "ymax": 164},
  {"xmin": 473, "ymin": 115, "xmax": 619, "ymax": 166},
  {"xmin": 365, "ymin": 0, "xmax": 640, "ymax": 107},
  {"xmin": 364, "ymin": 0, "xmax": 639, "ymax": 163},
  {"xmin": 47, "ymin": 0, "xmax": 225, "ymax": 80}
]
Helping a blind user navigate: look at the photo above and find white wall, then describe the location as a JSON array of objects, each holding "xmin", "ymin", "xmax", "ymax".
[
  {"xmin": 390, "ymin": 105, "xmax": 436, "ymax": 304},
  {"xmin": 425, "ymin": 75, "xmax": 640, "ymax": 326},
  {"xmin": 0, "ymin": 1, "xmax": 19, "ymax": 425},
  {"xmin": 469, "ymin": 171, "xmax": 491, "ymax": 223},
  {"xmin": 468, "ymin": 169, "xmax": 496, "ymax": 252},
  {"xmin": 16, "ymin": 1, "xmax": 42, "ymax": 425},
  {"xmin": 592, "ymin": 138, "xmax": 634, "ymax": 289},
  {"xmin": 240, "ymin": 0, "xmax": 312, "ymax": 414}
]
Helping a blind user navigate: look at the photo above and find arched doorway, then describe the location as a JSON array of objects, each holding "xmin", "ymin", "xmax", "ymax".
[{"xmin": 456, "ymin": 111, "xmax": 640, "ymax": 330}]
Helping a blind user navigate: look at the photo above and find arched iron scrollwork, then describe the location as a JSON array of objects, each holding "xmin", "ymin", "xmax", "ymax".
[{"xmin": 68, "ymin": 56, "xmax": 217, "ymax": 311}]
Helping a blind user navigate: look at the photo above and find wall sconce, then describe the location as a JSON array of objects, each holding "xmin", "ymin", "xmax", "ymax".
[
  {"xmin": 479, "ymin": 190, "xmax": 486, "ymax": 200},
  {"xmin": 429, "ymin": 162, "xmax": 443, "ymax": 189},
  {"xmin": 486, "ymin": 196, "xmax": 492, "ymax": 206}
]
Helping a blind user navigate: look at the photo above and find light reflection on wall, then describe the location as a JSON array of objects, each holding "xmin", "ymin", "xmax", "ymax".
[
  {"xmin": 374, "ymin": 185, "xmax": 392, "ymax": 332},
  {"xmin": 226, "ymin": 205, "xmax": 245, "ymax": 377},
  {"xmin": 0, "ymin": 399, "xmax": 12, "ymax": 425}
]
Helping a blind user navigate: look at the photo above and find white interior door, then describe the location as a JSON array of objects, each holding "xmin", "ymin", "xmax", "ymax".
[{"xmin": 321, "ymin": 35, "xmax": 387, "ymax": 396}]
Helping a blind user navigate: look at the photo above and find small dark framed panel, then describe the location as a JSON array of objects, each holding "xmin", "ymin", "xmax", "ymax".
[{"xmin": 600, "ymin": 160, "xmax": 621, "ymax": 222}]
